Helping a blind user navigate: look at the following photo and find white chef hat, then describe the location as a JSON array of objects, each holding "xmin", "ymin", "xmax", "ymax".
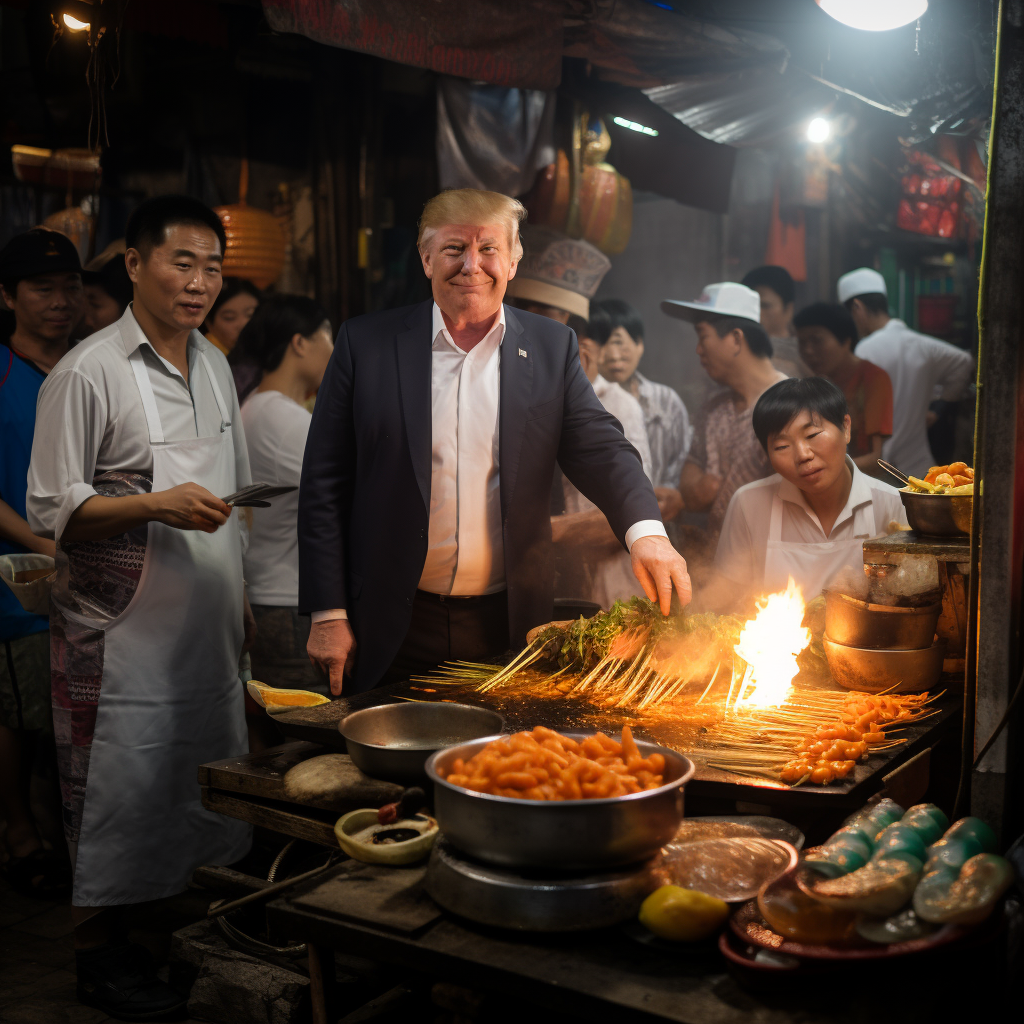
[{"xmin": 837, "ymin": 268, "xmax": 887, "ymax": 304}]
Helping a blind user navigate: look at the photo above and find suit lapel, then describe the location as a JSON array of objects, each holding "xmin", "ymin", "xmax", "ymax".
[
  {"xmin": 396, "ymin": 301, "xmax": 434, "ymax": 514},
  {"xmin": 499, "ymin": 305, "xmax": 532, "ymax": 524}
]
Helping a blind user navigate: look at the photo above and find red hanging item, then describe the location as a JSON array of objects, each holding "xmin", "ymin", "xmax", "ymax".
[
  {"xmin": 764, "ymin": 186, "xmax": 807, "ymax": 282},
  {"xmin": 896, "ymin": 147, "xmax": 962, "ymax": 239}
]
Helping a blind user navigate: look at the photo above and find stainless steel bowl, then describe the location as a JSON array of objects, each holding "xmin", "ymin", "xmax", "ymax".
[
  {"xmin": 339, "ymin": 702, "xmax": 505, "ymax": 784},
  {"xmin": 823, "ymin": 637, "xmax": 945, "ymax": 693},
  {"xmin": 900, "ymin": 488, "xmax": 972, "ymax": 537},
  {"xmin": 425, "ymin": 733, "xmax": 696, "ymax": 870},
  {"xmin": 824, "ymin": 590, "xmax": 942, "ymax": 650}
]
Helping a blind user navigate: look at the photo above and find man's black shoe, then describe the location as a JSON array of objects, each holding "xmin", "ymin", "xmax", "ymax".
[{"xmin": 76, "ymin": 941, "xmax": 188, "ymax": 1022}]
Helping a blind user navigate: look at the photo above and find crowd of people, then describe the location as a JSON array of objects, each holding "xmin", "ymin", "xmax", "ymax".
[{"xmin": 0, "ymin": 188, "xmax": 975, "ymax": 1020}]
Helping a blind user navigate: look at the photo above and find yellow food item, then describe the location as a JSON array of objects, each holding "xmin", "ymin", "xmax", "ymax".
[
  {"xmin": 438, "ymin": 725, "xmax": 665, "ymax": 800},
  {"xmin": 246, "ymin": 681, "xmax": 331, "ymax": 710},
  {"xmin": 639, "ymin": 885, "xmax": 729, "ymax": 941},
  {"xmin": 911, "ymin": 463, "xmax": 975, "ymax": 494}
]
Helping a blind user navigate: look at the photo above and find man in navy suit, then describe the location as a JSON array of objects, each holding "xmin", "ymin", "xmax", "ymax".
[{"xmin": 299, "ymin": 189, "xmax": 690, "ymax": 694}]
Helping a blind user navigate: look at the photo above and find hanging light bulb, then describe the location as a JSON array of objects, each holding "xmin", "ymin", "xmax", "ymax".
[
  {"xmin": 62, "ymin": 12, "xmax": 91, "ymax": 31},
  {"xmin": 817, "ymin": 0, "xmax": 927, "ymax": 32},
  {"xmin": 807, "ymin": 117, "xmax": 831, "ymax": 143}
]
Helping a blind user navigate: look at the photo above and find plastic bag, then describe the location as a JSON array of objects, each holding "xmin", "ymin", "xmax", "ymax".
[{"xmin": 0, "ymin": 553, "xmax": 55, "ymax": 616}]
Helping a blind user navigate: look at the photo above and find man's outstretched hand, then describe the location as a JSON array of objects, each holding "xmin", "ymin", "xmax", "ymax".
[
  {"xmin": 630, "ymin": 535, "xmax": 692, "ymax": 615},
  {"xmin": 307, "ymin": 617, "xmax": 357, "ymax": 696}
]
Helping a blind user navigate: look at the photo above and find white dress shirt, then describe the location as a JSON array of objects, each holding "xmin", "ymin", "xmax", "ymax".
[
  {"xmin": 854, "ymin": 318, "xmax": 974, "ymax": 478},
  {"xmin": 563, "ymin": 376, "xmax": 652, "ymax": 608},
  {"xmin": 419, "ymin": 303, "xmax": 506, "ymax": 595},
  {"xmin": 241, "ymin": 389, "xmax": 311, "ymax": 606},
  {"xmin": 714, "ymin": 457, "xmax": 907, "ymax": 593},
  {"xmin": 26, "ymin": 306, "xmax": 251, "ymax": 540},
  {"xmin": 312, "ymin": 304, "xmax": 666, "ymax": 622}
]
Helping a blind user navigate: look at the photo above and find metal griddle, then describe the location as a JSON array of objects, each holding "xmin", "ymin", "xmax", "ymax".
[{"xmin": 272, "ymin": 677, "xmax": 960, "ymax": 812}]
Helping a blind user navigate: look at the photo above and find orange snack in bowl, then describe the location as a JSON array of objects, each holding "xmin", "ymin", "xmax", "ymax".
[{"xmin": 439, "ymin": 725, "xmax": 665, "ymax": 800}]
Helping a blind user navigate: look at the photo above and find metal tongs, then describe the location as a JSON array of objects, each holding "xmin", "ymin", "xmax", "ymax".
[
  {"xmin": 877, "ymin": 459, "xmax": 912, "ymax": 488},
  {"xmin": 221, "ymin": 482, "xmax": 298, "ymax": 508},
  {"xmin": 877, "ymin": 460, "xmax": 943, "ymax": 493}
]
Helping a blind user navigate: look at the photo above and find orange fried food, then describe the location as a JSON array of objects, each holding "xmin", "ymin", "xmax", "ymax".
[
  {"xmin": 439, "ymin": 725, "xmax": 665, "ymax": 800},
  {"xmin": 922, "ymin": 463, "xmax": 975, "ymax": 491}
]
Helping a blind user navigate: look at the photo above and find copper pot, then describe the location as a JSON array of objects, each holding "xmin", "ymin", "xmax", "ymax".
[
  {"xmin": 823, "ymin": 638, "xmax": 944, "ymax": 694},
  {"xmin": 824, "ymin": 591, "xmax": 942, "ymax": 650}
]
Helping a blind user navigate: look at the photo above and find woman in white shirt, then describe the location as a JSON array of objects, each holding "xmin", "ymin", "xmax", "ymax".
[
  {"xmin": 232, "ymin": 296, "xmax": 333, "ymax": 702},
  {"xmin": 699, "ymin": 377, "xmax": 906, "ymax": 615}
]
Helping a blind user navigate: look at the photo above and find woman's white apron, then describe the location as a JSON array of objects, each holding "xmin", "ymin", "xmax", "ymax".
[{"xmin": 762, "ymin": 489, "xmax": 874, "ymax": 599}]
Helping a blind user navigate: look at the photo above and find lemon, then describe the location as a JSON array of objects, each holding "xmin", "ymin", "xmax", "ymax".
[{"xmin": 638, "ymin": 885, "xmax": 729, "ymax": 941}]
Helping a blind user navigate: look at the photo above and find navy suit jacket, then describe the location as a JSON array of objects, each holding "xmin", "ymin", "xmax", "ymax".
[{"xmin": 297, "ymin": 300, "xmax": 661, "ymax": 692}]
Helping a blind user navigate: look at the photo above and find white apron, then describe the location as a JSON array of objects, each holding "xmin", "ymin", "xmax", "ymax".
[
  {"xmin": 69, "ymin": 345, "xmax": 250, "ymax": 906},
  {"xmin": 763, "ymin": 490, "xmax": 874, "ymax": 599}
]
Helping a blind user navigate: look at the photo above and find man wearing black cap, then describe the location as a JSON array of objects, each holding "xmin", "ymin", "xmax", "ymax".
[{"xmin": 0, "ymin": 228, "xmax": 82, "ymax": 900}]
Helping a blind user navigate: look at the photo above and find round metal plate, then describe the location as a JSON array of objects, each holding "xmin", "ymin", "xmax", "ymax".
[{"xmin": 671, "ymin": 816, "xmax": 805, "ymax": 850}]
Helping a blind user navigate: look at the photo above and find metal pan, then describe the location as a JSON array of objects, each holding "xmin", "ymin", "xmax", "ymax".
[
  {"xmin": 339, "ymin": 702, "xmax": 505, "ymax": 783},
  {"xmin": 899, "ymin": 488, "xmax": 972, "ymax": 537},
  {"xmin": 426, "ymin": 733, "xmax": 696, "ymax": 870}
]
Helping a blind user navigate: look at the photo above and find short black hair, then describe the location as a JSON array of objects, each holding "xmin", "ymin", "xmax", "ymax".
[
  {"xmin": 697, "ymin": 314, "xmax": 773, "ymax": 359},
  {"xmin": 741, "ymin": 265, "xmax": 795, "ymax": 306},
  {"xmin": 843, "ymin": 292, "xmax": 889, "ymax": 316},
  {"xmin": 229, "ymin": 293, "xmax": 330, "ymax": 400},
  {"xmin": 793, "ymin": 302, "xmax": 857, "ymax": 348},
  {"xmin": 752, "ymin": 377, "xmax": 849, "ymax": 451},
  {"xmin": 589, "ymin": 298, "xmax": 644, "ymax": 346},
  {"xmin": 207, "ymin": 276, "xmax": 262, "ymax": 322},
  {"xmin": 125, "ymin": 195, "xmax": 227, "ymax": 256},
  {"xmin": 567, "ymin": 313, "xmax": 590, "ymax": 340}
]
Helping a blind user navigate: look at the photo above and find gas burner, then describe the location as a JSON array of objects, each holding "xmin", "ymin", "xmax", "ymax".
[{"xmin": 425, "ymin": 836, "xmax": 660, "ymax": 932}]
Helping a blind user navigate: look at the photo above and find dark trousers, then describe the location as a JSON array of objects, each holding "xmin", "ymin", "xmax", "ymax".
[{"xmin": 378, "ymin": 589, "xmax": 510, "ymax": 687}]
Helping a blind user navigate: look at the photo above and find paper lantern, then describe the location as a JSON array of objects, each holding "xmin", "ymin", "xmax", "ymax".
[{"xmin": 213, "ymin": 160, "xmax": 286, "ymax": 288}]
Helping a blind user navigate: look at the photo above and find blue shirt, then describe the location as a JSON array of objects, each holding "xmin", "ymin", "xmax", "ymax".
[{"xmin": 0, "ymin": 344, "xmax": 49, "ymax": 640}]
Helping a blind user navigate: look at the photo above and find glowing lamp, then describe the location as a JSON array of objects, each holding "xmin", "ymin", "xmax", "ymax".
[
  {"xmin": 807, "ymin": 117, "xmax": 831, "ymax": 143},
  {"xmin": 816, "ymin": 0, "xmax": 927, "ymax": 32}
]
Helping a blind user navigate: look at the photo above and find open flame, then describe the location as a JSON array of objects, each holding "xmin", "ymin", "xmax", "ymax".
[{"xmin": 733, "ymin": 577, "xmax": 811, "ymax": 709}]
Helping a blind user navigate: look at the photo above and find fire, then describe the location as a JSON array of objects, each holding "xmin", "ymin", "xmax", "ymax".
[{"xmin": 733, "ymin": 578, "xmax": 811, "ymax": 709}]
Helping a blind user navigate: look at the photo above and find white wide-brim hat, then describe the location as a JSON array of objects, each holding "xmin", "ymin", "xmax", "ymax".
[{"xmin": 661, "ymin": 281, "xmax": 761, "ymax": 325}]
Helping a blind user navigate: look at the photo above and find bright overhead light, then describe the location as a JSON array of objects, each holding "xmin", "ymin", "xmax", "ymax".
[
  {"xmin": 817, "ymin": 0, "xmax": 927, "ymax": 32},
  {"xmin": 613, "ymin": 116, "xmax": 659, "ymax": 138},
  {"xmin": 62, "ymin": 12, "xmax": 91, "ymax": 31},
  {"xmin": 807, "ymin": 117, "xmax": 831, "ymax": 143}
]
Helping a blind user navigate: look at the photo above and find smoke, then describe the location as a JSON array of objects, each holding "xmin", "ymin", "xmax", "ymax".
[{"xmin": 827, "ymin": 554, "xmax": 940, "ymax": 607}]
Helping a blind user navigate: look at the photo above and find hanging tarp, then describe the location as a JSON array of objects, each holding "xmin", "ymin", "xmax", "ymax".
[
  {"xmin": 436, "ymin": 78, "xmax": 556, "ymax": 195},
  {"xmin": 262, "ymin": 0, "xmax": 566, "ymax": 90}
]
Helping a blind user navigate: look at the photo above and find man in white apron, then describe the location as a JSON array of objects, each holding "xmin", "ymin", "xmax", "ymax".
[
  {"xmin": 26, "ymin": 196, "xmax": 254, "ymax": 1021},
  {"xmin": 697, "ymin": 377, "xmax": 907, "ymax": 614}
]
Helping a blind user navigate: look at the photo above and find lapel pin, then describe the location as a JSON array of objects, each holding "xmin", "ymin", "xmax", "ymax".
[{"xmin": 518, "ymin": 348, "xmax": 528, "ymax": 358}]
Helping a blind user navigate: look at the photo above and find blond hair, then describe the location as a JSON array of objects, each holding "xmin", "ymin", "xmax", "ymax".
[{"xmin": 417, "ymin": 189, "xmax": 525, "ymax": 261}]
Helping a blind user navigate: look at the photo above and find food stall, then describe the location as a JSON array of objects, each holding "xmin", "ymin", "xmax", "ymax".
[{"xmin": 194, "ymin": 456, "xmax": 1012, "ymax": 1022}]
